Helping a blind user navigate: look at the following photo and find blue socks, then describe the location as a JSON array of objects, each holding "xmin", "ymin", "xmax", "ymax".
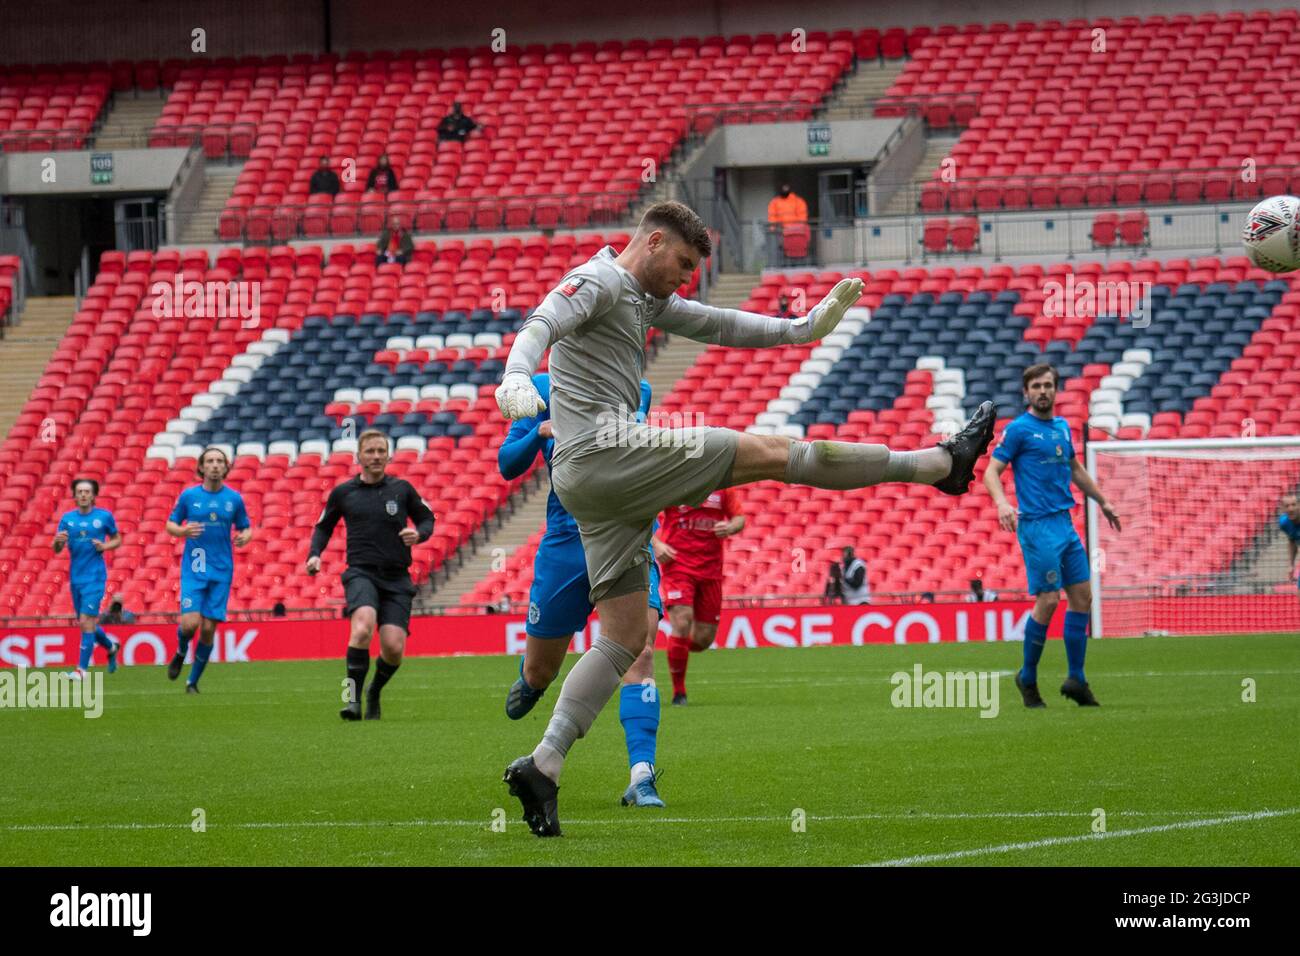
[
  {"xmin": 93, "ymin": 627, "xmax": 114, "ymax": 650},
  {"xmin": 619, "ymin": 683, "xmax": 660, "ymax": 769},
  {"xmin": 517, "ymin": 655, "xmax": 537, "ymax": 691},
  {"xmin": 1020, "ymin": 616, "xmax": 1049, "ymax": 685},
  {"xmin": 188, "ymin": 641, "xmax": 213, "ymax": 687},
  {"xmin": 78, "ymin": 632, "xmax": 94, "ymax": 670},
  {"xmin": 1063, "ymin": 610, "xmax": 1089, "ymax": 683},
  {"xmin": 177, "ymin": 625, "xmax": 192, "ymax": 661}
]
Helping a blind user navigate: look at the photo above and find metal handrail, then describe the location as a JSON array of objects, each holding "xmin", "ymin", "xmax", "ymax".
[
  {"xmin": 868, "ymin": 162, "xmax": 1299, "ymax": 219},
  {"xmin": 218, "ymin": 187, "xmax": 650, "ymax": 244}
]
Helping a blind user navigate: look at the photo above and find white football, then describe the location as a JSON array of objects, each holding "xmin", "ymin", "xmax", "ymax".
[{"xmin": 1242, "ymin": 195, "xmax": 1300, "ymax": 273}]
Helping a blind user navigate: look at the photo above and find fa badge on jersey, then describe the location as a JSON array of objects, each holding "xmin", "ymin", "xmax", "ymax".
[
  {"xmin": 560, "ymin": 276, "xmax": 587, "ymax": 297},
  {"xmin": 385, "ymin": 500, "xmax": 398, "ymax": 516}
]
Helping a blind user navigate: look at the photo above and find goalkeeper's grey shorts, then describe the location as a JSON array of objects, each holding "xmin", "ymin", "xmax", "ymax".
[{"xmin": 551, "ymin": 424, "xmax": 741, "ymax": 604}]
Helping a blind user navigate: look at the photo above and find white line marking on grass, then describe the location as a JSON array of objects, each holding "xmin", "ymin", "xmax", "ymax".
[
  {"xmin": 860, "ymin": 808, "xmax": 1300, "ymax": 867},
  {"xmin": 4, "ymin": 809, "xmax": 1290, "ymax": 834}
]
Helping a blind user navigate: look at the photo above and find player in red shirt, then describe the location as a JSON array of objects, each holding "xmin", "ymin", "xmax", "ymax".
[{"xmin": 652, "ymin": 487, "xmax": 745, "ymax": 705}]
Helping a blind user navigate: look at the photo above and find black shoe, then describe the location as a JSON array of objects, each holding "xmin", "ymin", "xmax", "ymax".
[
  {"xmin": 503, "ymin": 756, "xmax": 562, "ymax": 837},
  {"xmin": 167, "ymin": 654, "xmax": 184, "ymax": 681},
  {"xmin": 185, "ymin": 683, "xmax": 200, "ymax": 695},
  {"xmin": 933, "ymin": 400, "xmax": 997, "ymax": 495},
  {"xmin": 340, "ymin": 700, "xmax": 363, "ymax": 721},
  {"xmin": 506, "ymin": 678, "xmax": 544, "ymax": 720},
  {"xmin": 1061, "ymin": 677, "xmax": 1100, "ymax": 706},
  {"xmin": 671, "ymin": 693, "xmax": 688, "ymax": 706},
  {"xmin": 1014, "ymin": 671, "xmax": 1046, "ymax": 708},
  {"xmin": 364, "ymin": 695, "xmax": 381, "ymax": 720}
]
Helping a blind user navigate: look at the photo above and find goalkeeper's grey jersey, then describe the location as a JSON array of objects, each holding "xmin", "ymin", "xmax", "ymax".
[
  {"xmin": 509, "ymin": 246, "xmax": 796, "ymax": 466},
  {"xmin": 525, "ymin": 246, "xmax": 649, "ymax": 465}
]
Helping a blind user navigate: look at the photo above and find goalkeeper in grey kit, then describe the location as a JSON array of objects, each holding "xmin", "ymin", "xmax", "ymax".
[{"xmin": 495, "ymin": 201, "xmax": 997, "ymax": 836}]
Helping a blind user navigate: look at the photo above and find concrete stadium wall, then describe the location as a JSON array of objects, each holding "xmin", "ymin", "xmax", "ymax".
[
  {"xmin": 0, "ymin": 148, "xmax": 190, "ymax": 195},
  {"xmin": 0, "ymin": 0, "xmax": 1283, "ymax": 64},
  {"xmin": 331, "ymin": 0, "xmax": 1288, "ymax": 51}
]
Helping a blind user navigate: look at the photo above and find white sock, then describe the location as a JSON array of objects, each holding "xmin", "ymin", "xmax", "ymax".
[
  {"xmin": 532, "ymin": 741, "xmax": 563, "ymax": 782},
  {"xmin": 630, "ymin": 761, "xmax": 653, "ymax": 785}
]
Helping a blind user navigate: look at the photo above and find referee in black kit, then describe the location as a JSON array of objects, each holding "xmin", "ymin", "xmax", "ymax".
[{"xmin": 307, "ymin": 429, "xmax": 435, "ymax": 720}]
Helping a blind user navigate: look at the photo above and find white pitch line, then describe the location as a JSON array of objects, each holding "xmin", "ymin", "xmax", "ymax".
[
  {"xmin": 861, "ymin": 808, "xmax": 1300, "ymax": 867},
  {"xmin": 1, "ymin": 809, "xmax": 1283, "ymax": 833}
]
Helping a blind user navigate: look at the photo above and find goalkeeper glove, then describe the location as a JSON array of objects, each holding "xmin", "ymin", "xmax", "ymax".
[
  {"xmin": 788, "ymin": 277, "xmax": 865, "ymax": 344},
  {"xmin": 495, "ymin": 371, "xmax": 547, "ymax": 420}
]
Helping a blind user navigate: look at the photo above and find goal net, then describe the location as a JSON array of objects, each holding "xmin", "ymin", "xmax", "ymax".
[{"xmin": 1087, "ymin": 436, "xmax": 1300, "ymax": 637}]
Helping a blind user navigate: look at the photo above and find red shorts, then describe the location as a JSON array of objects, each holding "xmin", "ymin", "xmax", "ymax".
[{"xmin": 660, "ymin": 568, "xmax": 722, "ymax": 625}]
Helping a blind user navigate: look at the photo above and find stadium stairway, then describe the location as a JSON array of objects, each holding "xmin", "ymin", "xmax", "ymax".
[
  {"xmin": 877, "ymin": 135, "xmax": 961, "ymax": 217},
  {"xmin": 417, "ymin": 471, "xmax": 552, "ymax": 610},
  {"xmin": 91, "ymin": 93, "xmax": 166, "ymax": 150},
  {"xmin": 820, "ymin": 59, "xmax": 909, "ymax": 120},
  {"xmin": 1231, "ymin": 530, "xmax": 1298, "ymax": 591},
  {"xmin": 176, "ymin": 165, "xmax": 244, "ymax": 245},
  {"xmin": 705, "ymin": 272, "xmax": 763, "ymax": 309},
  {"xmin": 0, "ymin": 296, "xmax": 77, "ymax": 441}
]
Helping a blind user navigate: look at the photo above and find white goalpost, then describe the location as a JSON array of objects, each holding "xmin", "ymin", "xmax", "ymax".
[{"xmin": 1086, "ymin": 436, "xmax": 1300, "ymax": 638}]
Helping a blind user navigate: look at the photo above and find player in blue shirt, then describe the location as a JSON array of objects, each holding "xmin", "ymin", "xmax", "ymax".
[
  {"xmin": 984, "ymin": 363, "xmax": 1121, "ymax": 708},
  {"xmin": 498, "ymin": 374, "xmax": 667, "ymax": 808},
  {"xmin": 1280, "ymin": 494, "xmax": 1300, "ymax": 589},
  {"xmin": 53, "ymin": 478, "xmax": 122, "ymax": 676},
  {"xmin": 164, "ymin": 447, "xmax": 253, "ymax": 693}
]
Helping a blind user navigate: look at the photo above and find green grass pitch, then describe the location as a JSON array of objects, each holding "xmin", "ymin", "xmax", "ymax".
[{"xmin": 2, "ymin": 633, "xmax": 1297, "ymax": 866}]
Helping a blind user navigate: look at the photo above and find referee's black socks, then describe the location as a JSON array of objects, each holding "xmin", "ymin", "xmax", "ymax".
[
  {"xmin": 345, "ymin": 646, "xmax": 370, "ymax": 704},
  {"xmin": 368, "ymin": 657, "xmax": 400, "ymax": 704}
]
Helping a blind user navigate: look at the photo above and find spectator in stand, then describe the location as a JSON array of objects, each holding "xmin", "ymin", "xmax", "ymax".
[
  {"xmin": 823, "ymin": 561, "xmax": 843, "ymax": 604},
  {"xmin": 437, "ymin": 102, "xmax": 478, "ymax": 143},
  {"xmin": 965, "ymin": 578, "xmax": 998, "ymax": 602},
  {"xmin": 495, "ymin": 595, "xmax": 512, "ymax": 614},
  {"xmin": 308, "ymin": 156, "xmax": 340, "ymax": 197},
  {"xmin": 272, "ymin": 601, "xmax": 287, "ymax": 617},
  {"xmin": 375, "ymin": 225, "xmax": 414, "ymax": 266},
  {"xmin": 920, "ymin": 591, "xmax": 936, "ymax": 603},
  {"xmin": 840, "ymin": 545, "xmax": 870, "ymax": 605},
  {"xmin": 767, "ymin": 183, "xmax": 808, "ymax": 227},
  {"xmin": 774, "ymin": 293, "xmax": 793, "ymax": 318},
  {"xmin": 102, "ymin": 595, "xmax": 136, "ymax": 624},
  {"xmin": 365, "ymin": 154, "xmax": 399, "ymax": 193}
]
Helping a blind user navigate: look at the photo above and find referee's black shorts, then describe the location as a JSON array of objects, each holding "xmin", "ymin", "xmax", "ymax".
[{"xmin": 342, "ymin": 566, "xmax": 415, "ymax": 631}]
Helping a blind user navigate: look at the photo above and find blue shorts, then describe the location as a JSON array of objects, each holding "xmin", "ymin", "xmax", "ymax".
[
  {"xmin": 69, "ymin": 578, "xmax": 105, "ymax": 617},
  {"xmin": 526, "ymin": 533, "xmax": 662, "ymax": 639},
  {"xmin": 180, "ymin": 575, "xmax": 232, "ymax": 621},
  {"xmin": 1017, "ymin": 510, "xmax": 1090, "ymax": 595}
]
